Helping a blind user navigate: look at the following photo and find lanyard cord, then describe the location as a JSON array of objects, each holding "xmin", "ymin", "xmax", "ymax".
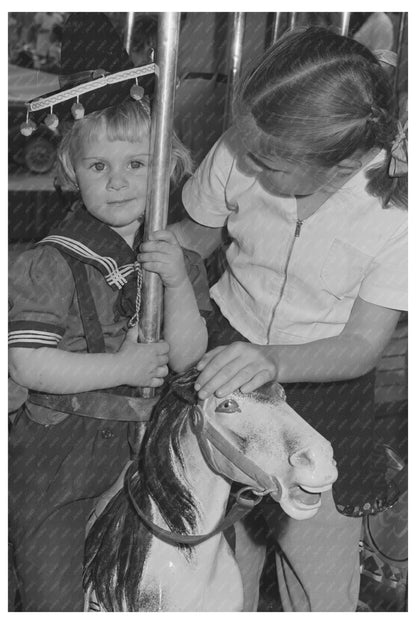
[{"xmin": 128, "ymin": 261, "xmax": 143, "ymax": 329}]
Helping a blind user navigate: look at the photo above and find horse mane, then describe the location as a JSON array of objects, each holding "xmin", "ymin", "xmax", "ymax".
[
  {"xmin": 140, "ymin": 370, "xmax": 201, "ymax": 536},
  {"xmin": 83, "ymin": 368, "xmax": 200, "ymax": 612}
]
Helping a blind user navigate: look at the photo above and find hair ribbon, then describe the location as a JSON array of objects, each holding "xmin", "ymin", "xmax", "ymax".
[
  {"xmin": 389, "ymin": 120, "xmax": 408, "ymax": 178},
  {"xmin": 373, "ymin": 49, "xmax": 397, "ymax": 68}
]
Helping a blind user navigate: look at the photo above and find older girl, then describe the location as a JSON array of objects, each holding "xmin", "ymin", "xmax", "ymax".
[{"xmin": 172, "ymin": 26, "xmax": 407, "ymax": 611}]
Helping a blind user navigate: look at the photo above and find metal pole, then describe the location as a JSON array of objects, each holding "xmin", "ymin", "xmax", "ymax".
[
  {"xmin": 289, "ymin": 13, "xmax": 297, "ymax": 30},
  {"xmin": 223, "ymin": 12, "xmax": 246, "ymax": 131},
  {"xmin": 393, "ymin": 13, "xmax": 407, "ymax": 114},
  {"xmin": 124, "ymin": 12, "xmax": 135, "ymax": 54},
  {"xmin": 340, "ymin": 12, "xmax": 351, "ymax": 36},
  {"xmin": 140, "ymin": 12, "xmax": 180, "ymax": 396},
  {"xmin": 271, "ymin": 12, "xmax": 282, "ymax": 45}
]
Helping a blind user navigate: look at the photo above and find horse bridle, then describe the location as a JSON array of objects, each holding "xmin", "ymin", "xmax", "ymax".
[{"xmin": 126, "ymin": 405, "xmax": 283, "ymax": 546}]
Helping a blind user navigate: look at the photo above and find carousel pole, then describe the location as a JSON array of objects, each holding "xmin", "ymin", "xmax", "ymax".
[
  {"xmin": 340, "ymin": 12, "xmax": 351, "ymax": 36},
  {"xmin": 271, "ymin": 12, "xmax": 282, "ymax": 45},
  {"xmin": 393, "ymin": 12, "xmax": 407, "ymax": 109},
  {"xmin": 124, "ymin": 12, "xmax": 135, "ymax": 54},
  {"xmin": 223, "ymin": 12, "xmax": 246, "ymax": 131},
  {"xmin": 140, "ymin": 12, "xmax": 181, "ymax": 397}
]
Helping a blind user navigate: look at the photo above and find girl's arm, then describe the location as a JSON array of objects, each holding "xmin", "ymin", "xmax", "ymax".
[
  {"xmin": 138, "ymin": 229, "xmax": 208, "ymax": 372},
  {"xmin": 194, "ymin": 297, "xmax": 401, "ymax": 398},
  {"xmin": 9, "ymin": 331, "xmax": 169, "ymax": 394},
  {"xmin": 169, "ymin": 217, "xmax": 224, "ymax": 260}
]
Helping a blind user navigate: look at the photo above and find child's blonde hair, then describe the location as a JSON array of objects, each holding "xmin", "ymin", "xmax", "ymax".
[
  {"xmin": 57, "ymin": 97, "xmax": 193, "ymax": 191},
  {"xmin": 234, "ymin": 26, "xmax": 407, "ymax": 209}
]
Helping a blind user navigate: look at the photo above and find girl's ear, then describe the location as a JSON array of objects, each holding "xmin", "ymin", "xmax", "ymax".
[
  {"xmin": 333, "ymin": 157, "xmax": 366, "ymax": 183},
  {"xmin": 335, "ymin": 157, "xmax": 363, "ymax": 175}
]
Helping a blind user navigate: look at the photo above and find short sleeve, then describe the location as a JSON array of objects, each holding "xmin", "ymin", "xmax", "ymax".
[
  {"xmin": 182, "ymin": 248, "xmax": 212, "ymax": 314},
  {"xmin": 8, "ymin": 245, "xmax": 75, "ymax": 348},
  {"xmin": 182, "ymin": 131, "xmax": 236, "ymax": 227},
  {"xmin": 359, "ymin": 220, "xmax": 408, "ymax": 310}
]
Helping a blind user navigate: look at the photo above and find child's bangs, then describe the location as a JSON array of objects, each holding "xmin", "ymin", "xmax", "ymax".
[
  {"xmin": 74, "ymin": 102, "xmax": 150, "ymax": 147},
  {"xmin": 104, "ymin": 106, "xmax": 150, "ymax": 142}
]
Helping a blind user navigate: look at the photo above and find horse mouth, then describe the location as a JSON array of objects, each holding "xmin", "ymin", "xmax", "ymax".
[{"xmin": 289, "ymin": 484, "xmax": 331, "ymax": 508}]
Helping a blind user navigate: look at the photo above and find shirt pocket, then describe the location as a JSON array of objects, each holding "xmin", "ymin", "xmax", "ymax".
[{"xmin": 321, "ymin": 239, "xmax": 372, "ymax": 300}]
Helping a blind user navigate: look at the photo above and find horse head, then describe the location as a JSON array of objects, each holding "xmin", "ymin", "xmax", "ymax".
[
  {"xmin": 84, "ymin": 369, "xmax": 338, "ymax": 611},
  {"xmin": 171, "ymin": 370, "xmax": 338, "ymax": 520}
]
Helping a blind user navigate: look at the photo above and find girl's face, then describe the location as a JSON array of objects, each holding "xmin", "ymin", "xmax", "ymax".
[
  {"xmin": 73, "ymin": 129, "xmax": 150, "ymax": 240},
  {"xmin": 243, "ymin": 151, "xmax": 339, "ymax": 197}
]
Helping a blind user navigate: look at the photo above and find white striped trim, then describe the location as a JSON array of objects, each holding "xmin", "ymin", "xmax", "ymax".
[
  {"xmin": 39, "ymin": 236, "xmax": 138, "ymax": 289},
  {"xmin": 40, "ymin": 235, "xmax": 118, "ymax": 273},
  {"xmin": 119, "ymin": 264, "xmax": 135, "ymax": 275},
  {"xmin": 107, "ymin": 263, "xmax": 137, "ymax": 287},
  {"xmin": 9, "ymin": 330, "xmax": 62, "ymax": 346},
  {"xmin": 27, "ymin": 64, "xmax": 157, "ymax": 112}
]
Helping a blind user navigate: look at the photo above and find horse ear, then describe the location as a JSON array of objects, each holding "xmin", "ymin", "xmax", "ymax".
[{"xmin": 169, "ymin": 367, "xmax": 200, "ymax": 405}]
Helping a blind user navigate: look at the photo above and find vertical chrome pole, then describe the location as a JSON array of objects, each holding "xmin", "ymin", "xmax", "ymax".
[
  {"xmin": 223, "ymin": 12, "xmax": 246, "ymax": 131},
  {"xmin": 340, "ymin": 12, "xmax": 351, "ymax": 36},
  {"xmin": 140, "ymin": 12, "xmax": 180, "ymax": 396},
  {"xmin": 271, "ymin": 12, "xmax": 282, "ymax": 44},
  {"xmin": 393, "ymin": 12, "xmax": 407, "ymax": 112},
  {"xmin": 289, "ymin": 13, "xmax": 297, "ymax": 30},
  {"xmin": 124, "ymin": 12, "xmax": 135, "ymax": 54}
]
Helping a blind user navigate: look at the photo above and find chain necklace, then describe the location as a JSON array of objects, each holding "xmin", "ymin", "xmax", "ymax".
[{"xmin": 127, "ymin": 260, "xmax": 143, "ymax": 329}]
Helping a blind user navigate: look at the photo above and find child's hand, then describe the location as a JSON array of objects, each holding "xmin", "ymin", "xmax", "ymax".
[
  {"xmin": 194, "ymin": 342, "xmax": 278, "ymax": 399},
  {"xmin": 137, "ymin": 230, "xmax": 188, "ymax": 288},
  {"xmin": 117, "ymin": 328, "xmax": 170, "ymax": 387}
]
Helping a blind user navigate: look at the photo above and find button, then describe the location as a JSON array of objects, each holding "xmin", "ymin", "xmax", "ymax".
[{"xmin": 101, "ymin": 429, "xmax": 114, "ymax": 440}]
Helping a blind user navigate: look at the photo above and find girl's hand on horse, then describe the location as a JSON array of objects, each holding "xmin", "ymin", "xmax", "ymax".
[
  {"xmin": 137, "ymin": 230, "xmax": 188, "ymax": 289},
  {"xmin": 195, "ymin": 342, "xmax": 278, "ymax": 399},
  {"xmin": 117, "ymin": 328, "xmax": 170, "ymax": 387}
]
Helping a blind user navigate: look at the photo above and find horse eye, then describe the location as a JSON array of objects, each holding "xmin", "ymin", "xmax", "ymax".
[{"xmin": 215, "ymin": 399, "xmax": 241, "ymax": 414}]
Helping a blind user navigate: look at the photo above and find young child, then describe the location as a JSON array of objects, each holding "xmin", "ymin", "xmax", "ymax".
[
  {"xmin": 9, "ymin": 14, "xmax": 209, "ymax": 612},
  {"xmin": 171, "ymin": 27, "xmax": 407, "ymax": 611}
]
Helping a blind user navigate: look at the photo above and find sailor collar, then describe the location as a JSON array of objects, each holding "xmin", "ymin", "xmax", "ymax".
[{"xmin": 37, "ymin": 205, "xmax": 141, "ymax": 290}]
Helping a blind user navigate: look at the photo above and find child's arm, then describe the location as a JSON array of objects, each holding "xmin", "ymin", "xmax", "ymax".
[
  {"xmin": 194, "ymin": 298, "xmax": 401, "ymax": 398},
  {"xmin": 9, "ymin": 330, "xmax": 169, "ymax": 394},
  {"xmin": 138, "ymin": 229, "xmax": 208, "ymax": 372},
  {"xmin": 8, "ymin": 244, "xmax": 170, "ymax": 395}
]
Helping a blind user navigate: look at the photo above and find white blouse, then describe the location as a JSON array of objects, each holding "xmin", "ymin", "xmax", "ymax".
[{"xmin": 182, "ymin": 129, "xmax": 408, "ymax": 345}]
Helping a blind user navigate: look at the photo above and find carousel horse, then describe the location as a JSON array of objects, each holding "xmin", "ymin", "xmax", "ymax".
[{"xmin": 83, "ymin": 368, "xmax": 338, "ymax": 612}]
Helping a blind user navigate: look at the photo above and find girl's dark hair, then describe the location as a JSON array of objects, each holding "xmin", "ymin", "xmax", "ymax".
[{"xmin": 234, "ymin": 26, "xmax": 407, "ymax": 209}]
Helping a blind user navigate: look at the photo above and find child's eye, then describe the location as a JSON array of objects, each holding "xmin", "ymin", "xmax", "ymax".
[
  {"xmin": 90, "ymin": 162, "xmax": 106, "ymax": 172},
  {"xmin": 130, "ymin": 160, "xmax": 144, "ymax": 170}
]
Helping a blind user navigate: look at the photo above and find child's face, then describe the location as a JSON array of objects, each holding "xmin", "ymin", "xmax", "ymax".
[
  {"xmin": 74, "ymin": 129, "xmax": 150, "ymax": 238},
  {"xmin": 243, "ymin": 151, "xmax": 339, "ymax": 197}
]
